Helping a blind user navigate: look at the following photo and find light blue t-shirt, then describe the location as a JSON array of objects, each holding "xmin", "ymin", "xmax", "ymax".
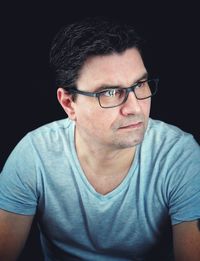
[{"xmin": 0, "ymin": 118, "xmax": 200, "ymax": 261}]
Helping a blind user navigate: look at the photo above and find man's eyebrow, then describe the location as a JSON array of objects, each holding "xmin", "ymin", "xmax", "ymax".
[
  {"xmin": 94, "ymin": 84, "xmax": 121, "ymax": 92},
  {"xmin": 135, "ymin": 72, "xmax": 149, "ymax": 83},
  {"xmin": 93, "ymin": 72, "xmax": 149, "ymax": 92}
]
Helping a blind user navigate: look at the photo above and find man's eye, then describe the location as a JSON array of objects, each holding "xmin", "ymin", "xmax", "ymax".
[
  {"xmin": 103, "ymin": 89, "xmax": 117, "ymax": 97},
  {"xmin": 101, "ymin": 89, "xmax": 124, "ymax": 98},
  {"xmin": 135, "ymin": 81, "xmax": 145, "ymax": 89}
]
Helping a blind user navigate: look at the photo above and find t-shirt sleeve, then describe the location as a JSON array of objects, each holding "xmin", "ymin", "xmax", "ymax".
[
  {"xmin": 0, "ymin": 134, "xmax": 38, "ymax": 215},
  {"xmin": 168, "ymin": 134, "xmax": 200, "ymax": 225}
]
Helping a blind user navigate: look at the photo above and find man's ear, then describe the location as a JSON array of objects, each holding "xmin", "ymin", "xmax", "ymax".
[{"xmin": 57, "ymin": 88, "xmax": 76, "ymax": 120}]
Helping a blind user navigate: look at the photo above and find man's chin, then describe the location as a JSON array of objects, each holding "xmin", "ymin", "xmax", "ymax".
[{"xmin": 114, "ymin": 134, "xmax": 145, "ymax": 149}]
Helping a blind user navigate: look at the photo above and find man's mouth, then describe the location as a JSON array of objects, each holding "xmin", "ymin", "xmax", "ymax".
[{"xmin": 119, "ymin": 122, "xmax": 143, "ymax": 129}]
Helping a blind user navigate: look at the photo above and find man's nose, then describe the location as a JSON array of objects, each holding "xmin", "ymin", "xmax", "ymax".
[{"xmin": 120, "ymin": 91, "xmax": 142, "ymax": 116}]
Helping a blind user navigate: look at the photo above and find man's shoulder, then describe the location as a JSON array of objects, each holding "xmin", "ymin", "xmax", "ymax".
[
  {"xmin": 145, "ymin": 118, "xmax": 199, "ymax": 154},
  {"xmin": 21, "ymin": 118, "xmax": 74, "ymax": 151},
  {"xmin": 2, "ymin": 118, "xmax": 75, "ymax": 172},
  {"xmin": 147, "ymin": 118, "xmax": 193, "ymax": 141},
  {"xmin": 30, "ymin": 118, "xmax": 72, "ymax": 135}
]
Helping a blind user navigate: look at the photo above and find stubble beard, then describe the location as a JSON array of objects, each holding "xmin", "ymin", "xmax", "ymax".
[
  {"xmin": 111, "ymin": 115, "xmax": 147, "ymax": 149},
  {"xmin": 112, "ymin": 126, "xmax": 146, "ymax": 149}
]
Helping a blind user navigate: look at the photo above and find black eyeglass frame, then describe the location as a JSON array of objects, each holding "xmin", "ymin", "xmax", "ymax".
[{"xmin": 65, "ymin": 78, "xmax": 159, "ymax": 108}]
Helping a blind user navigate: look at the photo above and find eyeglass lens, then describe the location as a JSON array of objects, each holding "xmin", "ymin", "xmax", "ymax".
[{"xmin": 99, "ymin": 79, "xmax": 157, "ymax": 108}]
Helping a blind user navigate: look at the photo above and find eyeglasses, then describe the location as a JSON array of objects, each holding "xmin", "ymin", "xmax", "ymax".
[{"xmin": 66, "ymin": 78, "xmax": 159, "ymax": 108}]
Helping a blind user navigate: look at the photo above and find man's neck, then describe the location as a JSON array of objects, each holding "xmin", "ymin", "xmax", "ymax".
[
  {"xmin": 74, "ymin": 128, "xmax": 137, "ymax": 195},
  {"xmin": 75, "ymin": 127, "xmax": 136, "ymax": 174}
]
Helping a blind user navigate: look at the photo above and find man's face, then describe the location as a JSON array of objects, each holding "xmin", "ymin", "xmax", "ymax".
[{"xmin": 72, "ymin": 48, "xmax": 151, "ymax": 150}]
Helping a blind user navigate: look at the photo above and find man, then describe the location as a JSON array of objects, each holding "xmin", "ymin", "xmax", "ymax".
[{"xmin": 0, "ymin": 17, "xmax": 200, "ymax": 261}]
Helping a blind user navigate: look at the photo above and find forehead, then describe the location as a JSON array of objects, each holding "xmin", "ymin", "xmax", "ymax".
[{"xmin": 76, "ymin": 48, "xmax": 147, "ymax": 90}]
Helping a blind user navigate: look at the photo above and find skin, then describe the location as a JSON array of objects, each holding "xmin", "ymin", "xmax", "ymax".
[
  {"xmin": 173, "ymin": 220, "xmax": 200, "ymax": 261},
  {"xmin": 58, "ymin": 48, "xmax": 151, "ymax": 195},
  {"xmin": 68, "ymin": 48, "xmax": 150, "ymax": 152},
  {"xmin": 0, "ymin": 209, "xmax": 34, "ymax": 260},
  {"xmin": 0, "ymin": 48, "xmax": 199, "ymax": 260},
  {"xmin": 198, "ymin": 219, "xmax": 200, "ymax": 231}
]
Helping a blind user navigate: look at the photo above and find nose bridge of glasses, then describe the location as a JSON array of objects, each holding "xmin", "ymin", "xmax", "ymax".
[
  {"xmin": 124, "ymin": 86, "xmax": 139, "ymax": 104},
  {"xmin": 126, "ymin": 85, "xmax": 138, "ymax": 99},
  {"xmin": 120, "ymin": 86, "xmax": 142, "ymax": 114}
]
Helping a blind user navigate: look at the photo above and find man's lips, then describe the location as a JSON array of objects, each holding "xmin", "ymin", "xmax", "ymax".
[{"xmin": 119, "ymin": 122, "xmax": 143, "ymax": 129}]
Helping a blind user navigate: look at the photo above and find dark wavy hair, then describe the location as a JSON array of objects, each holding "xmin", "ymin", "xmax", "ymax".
[{"xmin": 49, "ymin": 17, "xmax": 143, "ymax": 89}]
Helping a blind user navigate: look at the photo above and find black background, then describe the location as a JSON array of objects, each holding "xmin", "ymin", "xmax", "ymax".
[{"xmin": 0, "ymin": 1, "xmax": 199, "ymax": 259}]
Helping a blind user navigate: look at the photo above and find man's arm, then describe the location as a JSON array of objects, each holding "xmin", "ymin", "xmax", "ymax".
[
  {"xmin": 0, "ymin": 209, "xmax": 34, "ymax": 261},
  {"xmin": 173, "ymin": 220, "xmax": 200, "ymax": 261}
]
